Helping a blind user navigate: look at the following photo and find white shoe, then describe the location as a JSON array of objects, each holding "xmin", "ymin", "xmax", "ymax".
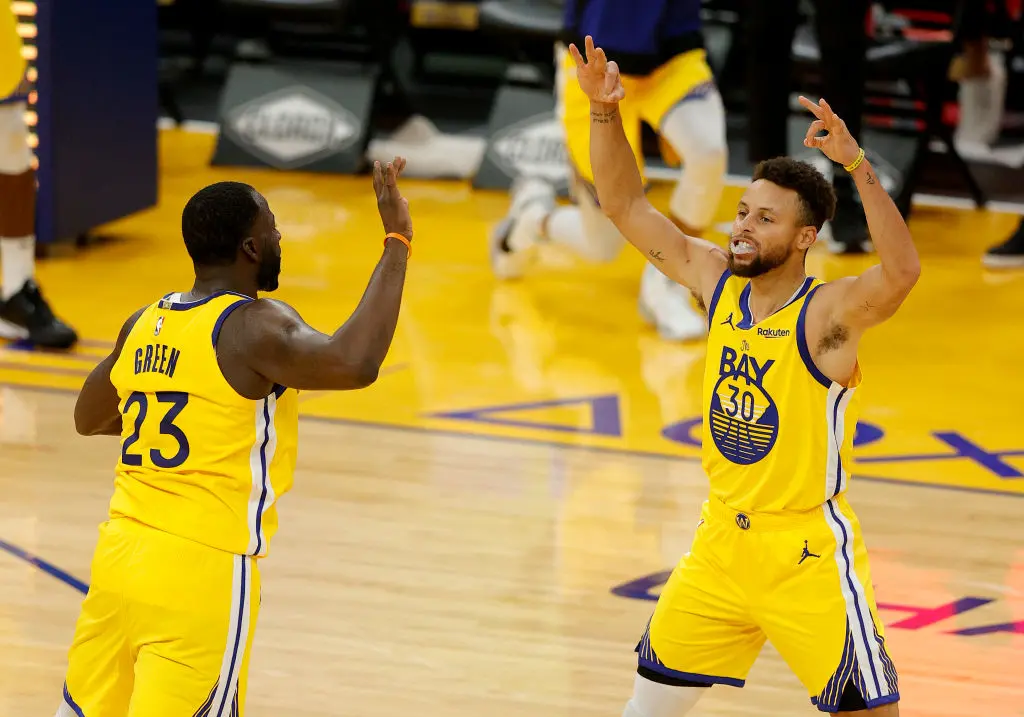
[
  {"xmin": 638, "ymin": 263, "xmax": 707, "ymax": 342},
  {"xmin": 489, "ymin": 177, "xmax": 556, "ymax": 280}
]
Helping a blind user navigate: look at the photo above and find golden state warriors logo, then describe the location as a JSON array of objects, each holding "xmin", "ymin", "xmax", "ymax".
[{"xmin": 709, "ymin": 345, "xmax": 780, "ymax": 464}]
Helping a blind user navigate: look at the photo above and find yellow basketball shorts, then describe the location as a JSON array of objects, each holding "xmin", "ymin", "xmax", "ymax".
[
  {"xmin": 637, "ymin": 496, "xmax": 900, "ymax": 713},
  {"xmin": 59, "ymin": 518, "xmax": 261, "ymax": 717},
  {"xmin": 558, "ymin": 47, "xmax": 716, "ymax": 186}
]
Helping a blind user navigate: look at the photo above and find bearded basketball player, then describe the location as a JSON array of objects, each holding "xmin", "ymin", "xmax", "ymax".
[
  {"xmin": 572, "ymin": 36, "xmax": 919, "ymax": 715},
  {"xmin": 57, "ymin": 158, "xmax": 412, "ymax": 716}
]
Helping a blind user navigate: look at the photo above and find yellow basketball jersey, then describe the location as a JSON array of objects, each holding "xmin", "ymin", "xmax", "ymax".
[
  {"xmin": 108, "ymin": 291, "xmax": 300, "ymax": 557},
  {"xmin": 0, "ymin": 3, "xmax": 26, "ymax": 100},
  {"xmin": 702, "ymin": 270, "xmax": 862, "ymax": 514}
]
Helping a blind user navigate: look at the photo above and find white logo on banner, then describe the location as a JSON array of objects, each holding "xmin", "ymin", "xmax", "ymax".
[
  {"xmin": 489, "ymin": 112, "xmax": 569, "ymax": 187},
  {"xmin": 226, "ymin": 86, "xmax": 360, "ymax": 169}
]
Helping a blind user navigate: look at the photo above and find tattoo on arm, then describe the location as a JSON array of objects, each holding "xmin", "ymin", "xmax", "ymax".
[
  {"xmin": 865, "ymin": 171, "xmax": 876, "ymax": 185},
  {"xmin": 649, "ymin": 249, "xmax": 665, "ymax": 262},
  {"xmin": 591, "ymin": 109, "xmax": 618, "ymax": 124}
]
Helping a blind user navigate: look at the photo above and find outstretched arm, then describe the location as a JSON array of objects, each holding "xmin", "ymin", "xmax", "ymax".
[
  {"xmin": 234, "ymin": 158, "xmax": 412, "ymax": 391},
  {"xmin": 74, "ymin": 306, "xmax": 147, "ymax": 436},
  {"xmin": 233, "ymin": 240, "xmax": 408, "ymax": 390},
  {"xmin": 570, "ymin": 37, "xmax": 728, "ymax": 304},
  {"xmin": 801, "ymin": 97, "xmax": 921, "ymax": 331}
]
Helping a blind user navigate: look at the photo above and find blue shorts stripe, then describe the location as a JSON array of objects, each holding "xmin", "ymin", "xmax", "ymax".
[
  {"xmin": 63, "ymin": 683, "xmax": 86, "ymax": 717},
  {"xmin": 634, "ymin": 617, "xmax": 745, "ymax": 688},
  {"xmin": 215, "ymin": 557, "xmax": 248, "ymax": 717}
]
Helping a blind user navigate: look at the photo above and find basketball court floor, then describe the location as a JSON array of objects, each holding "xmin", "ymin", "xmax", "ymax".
[{"xmin": 1, "ymin": 129, "xmax": 1022, "ymax": 716}]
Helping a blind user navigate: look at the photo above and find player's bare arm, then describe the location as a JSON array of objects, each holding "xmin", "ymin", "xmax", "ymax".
[
  {"xmin": 74, "ymin": 306, "xmax": 148, "ymax": 436},
  {"xmin": 569, "ymin": 36, "xmax": 728, "ymax": 307},
  {"xmin": 800, "ymin": 97, "xmax": 921, "ymax": 384},
  {"xmin": 219, "ymin": 158, "xmax": 412, "ymax": 396}
]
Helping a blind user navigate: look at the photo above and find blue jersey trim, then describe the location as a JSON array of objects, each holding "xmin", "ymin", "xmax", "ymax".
[
  {"xmin": 796, "ymin": 284, "xmax": 832, "ymax": 388},
  {"xmin": 706, "ymin": 268, "xmax": 731, "ymax": 330}
]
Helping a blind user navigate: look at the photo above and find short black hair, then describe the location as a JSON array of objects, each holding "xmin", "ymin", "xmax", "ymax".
[
  {"xmin": 752, "ymin": 157, "xmax": 836, "ymax": 231},
  {"xmin": 181, "ymin": 181, "xmax": 262, "ymax": 266}
]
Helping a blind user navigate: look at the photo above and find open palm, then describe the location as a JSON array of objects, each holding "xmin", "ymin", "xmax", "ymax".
[{"xmin": 568, "ymin": 35, "xmax": 626, "ymax": 105}]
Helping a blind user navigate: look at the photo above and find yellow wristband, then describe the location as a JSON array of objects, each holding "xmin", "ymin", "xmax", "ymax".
[
  {"xmin": 844, "ymin": 148, "xmax": 866, "ymax": 173},
  {"xmin": 385, "ymin": 232, "xmax": 411, "ymax": 257}
]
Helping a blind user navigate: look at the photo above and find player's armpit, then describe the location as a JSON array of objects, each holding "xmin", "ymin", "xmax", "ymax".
[
  {"xmin": 825, "ymin": 263, "xmax": 920, "ymax": 332},
  {"xmin": 609, "ymin": 197, "xmax": 728, "ymax": 305},
  {"xmin": 74, "ymin": 306, "xmax": 147, "ymax": 436}
]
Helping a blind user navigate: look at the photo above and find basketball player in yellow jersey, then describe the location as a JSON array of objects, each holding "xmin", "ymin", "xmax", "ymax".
[
  {"xmin": 57, "ymin": 158, "xmax": 413, "ymax": 717},
  {"xmin": 572, "ymin": 37, "xmax": 921, "ymax": 715}
]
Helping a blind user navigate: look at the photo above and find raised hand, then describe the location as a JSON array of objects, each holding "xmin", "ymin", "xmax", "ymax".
[
  {"xmin": 800, "ymin": 96, "xmax": 862, "ymax": 168},
  {"xmin": 373, "ymin": 157, "xmax": 412, "ymax": 241},
  {"xmin": 568, "ymin": 35, "xmax": 626, "ymax": 106}
]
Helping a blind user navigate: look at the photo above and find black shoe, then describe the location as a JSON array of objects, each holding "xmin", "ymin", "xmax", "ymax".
[
  {"xmin": 982, "ymin": 222, "xmax": 1024, "ymax": 269},
  {"xmin": 0, "ymin": 279, "xmax": 79, "ymax": 349}
]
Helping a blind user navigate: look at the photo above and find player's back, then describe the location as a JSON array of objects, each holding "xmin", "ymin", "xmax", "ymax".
[
  {"xmin": 0, "ymin": 3, "xmax": 26, "ymax": 99},
  {"xmin": 702, "ymin": 271, "xmax": 862, "ymax": 515},
  {"xmin": 108, "ymin": 290, "xmax": 299, "ymax": 557}
]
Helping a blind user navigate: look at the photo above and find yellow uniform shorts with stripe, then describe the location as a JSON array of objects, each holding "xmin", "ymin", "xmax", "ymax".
[
  {"xmin": 59, "ymin": 518, "xmax": 260, "ymax": 717},
  {"xmin": 637, "ymin": 496, "xmax": 900, "ymax": 713},
  {"xmin": 557, "ymin": 46, "xmax": 715, "ymax": 186}
]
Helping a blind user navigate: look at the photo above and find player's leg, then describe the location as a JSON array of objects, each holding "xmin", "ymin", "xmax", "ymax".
[
  {"xmin": 628, "ymin": 505, "xmax": 764, "ymax": 717},
  {"xmin": 758, "ymin": 498, "xmax": 900, "ymax": 714},
  {"xmin": 640, "ymin": 50, "xmax": 727, "ymax": 240},
  {"xmin": 57, "ymin": 521, "xmax": 138, "ymax": 716},
  {"xmin": 0, "ymin": 93, "xmax": 77, "ymax": 348},
  {"xmin": 490, "ymin": 45, "xmax": 638, "ymax": 278},
  {"xmin": 631, "ymin": 50, "xmax": 727, "ymax": 342},
  {"xmin": 123, "ymin": 521, "xmax": 261, "ymax": 717}
]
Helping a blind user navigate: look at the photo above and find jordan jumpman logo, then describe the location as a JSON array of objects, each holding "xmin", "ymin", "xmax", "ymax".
[{"xmin": 799, "ymin": 540, "xmax": 821, "ymax": 564}]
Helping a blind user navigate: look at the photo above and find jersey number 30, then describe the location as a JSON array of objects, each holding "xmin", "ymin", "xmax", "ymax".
[{"xmin": 120, "ymin": 391, "xmax": 191, "ymax": 468}]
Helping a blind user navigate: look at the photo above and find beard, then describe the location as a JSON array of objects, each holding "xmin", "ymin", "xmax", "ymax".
[
  {"xmin": 256, "ymin": 252, "xmax": 281, "ymax": 292},
  {"xmin": 728, "ymin": 242, "xmax": 792, "ymax": 278}
]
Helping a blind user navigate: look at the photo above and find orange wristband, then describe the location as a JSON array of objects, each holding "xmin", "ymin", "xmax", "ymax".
[{"xmin": 385, "ymin": 232, "xmax": 411, "ymax": 257}]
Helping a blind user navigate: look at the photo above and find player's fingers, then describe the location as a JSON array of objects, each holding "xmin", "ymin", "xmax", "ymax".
[
  {"xmin": 803, "ymin": 119, "xmax": 825, "ymax": 145},
  {"xmin": 585, "ymin": 35, "xmax": 595, "ymax": 62},
  {"xmin": 394, "ymin": 156, "xmax": 407, "ymax": 176},
  {"xmin": 568, "ymin": 43, "xmax": 585, "ymax": 68},
  {"xmin": 798, "ymin": 95, "xmax": 824, "ymax": 119},
  {"xmin": 372, "ymin": 161, "xmax": 383, "ymax": 193}
]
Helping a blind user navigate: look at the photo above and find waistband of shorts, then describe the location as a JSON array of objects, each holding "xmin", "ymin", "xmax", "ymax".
[{"xmin": 704, "ymin": 496, "xmax": 846, "ymax": 531}]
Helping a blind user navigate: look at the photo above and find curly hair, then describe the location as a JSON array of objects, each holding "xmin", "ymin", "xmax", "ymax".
[{"xmin": 752, "ymin": 157, "xmax": 837, "ymax": 231}]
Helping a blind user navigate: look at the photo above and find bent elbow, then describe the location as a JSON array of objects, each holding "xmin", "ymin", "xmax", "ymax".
[{"xmin": 353, "ymin": 363, "xmax": 379, "ymax": 388}]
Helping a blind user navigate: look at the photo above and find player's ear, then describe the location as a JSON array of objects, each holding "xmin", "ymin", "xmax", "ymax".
[
  {"xmin": 797, "ymin": 225, "xmax": 817, "ymax": 251},
  {"xmin": 240, "ymin": 236, "xmax": 259, "ymax": 262}
]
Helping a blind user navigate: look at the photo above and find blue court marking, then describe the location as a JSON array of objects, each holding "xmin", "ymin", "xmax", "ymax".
[
  {"xmin": 0, "ymin": 536, "xmax": 88, "ymax": 594},
  {"xmin": 2, "ymin": 381, "xmax": 1023, "ymax": 500}
]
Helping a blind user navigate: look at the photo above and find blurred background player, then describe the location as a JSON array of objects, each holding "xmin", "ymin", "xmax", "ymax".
[
  {"xmin": 0, "ymin": 3, "xmax": 77, "ymax": 349},
  {"xmin": 490, "ymin": 0, "xmax": 727, "ymax": 343}
]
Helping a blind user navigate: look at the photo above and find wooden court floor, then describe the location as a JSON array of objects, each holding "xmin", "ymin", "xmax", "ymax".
[{"xmin": 1, "ymin": 129, "xmax": 1022, "ymax": 716}]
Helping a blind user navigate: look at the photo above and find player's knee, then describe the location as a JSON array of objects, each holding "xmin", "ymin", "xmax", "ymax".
[
  {"xmin": 659, "ymin": 89, "xmax": 728, "ymax": 171},
  {"xmin": 623, "ymin": 671, "xmax": 707, "ymax": 717}
]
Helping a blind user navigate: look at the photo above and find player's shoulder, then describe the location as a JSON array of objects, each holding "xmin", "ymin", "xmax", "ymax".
[{"xmin": 231, "ymin": 297, "xmax": 302, "ymax": 325}]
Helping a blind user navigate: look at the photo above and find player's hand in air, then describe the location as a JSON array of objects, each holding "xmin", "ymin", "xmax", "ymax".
[
  {"xmin": 799, "ymin": 96, "xmax": 861, "ymax": 168},
  {"xmin": 373, "ymin": 156, "xmax": 413, "ymax": 241},
  {"xmin": 568, "ymin": 35, "xmax": 626, "ymax": 105}
]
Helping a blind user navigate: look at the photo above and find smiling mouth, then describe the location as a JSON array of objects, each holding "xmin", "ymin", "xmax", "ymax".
[{"xmin": 730, "ymin": 238, "xmax": 756, "ymax": 257}]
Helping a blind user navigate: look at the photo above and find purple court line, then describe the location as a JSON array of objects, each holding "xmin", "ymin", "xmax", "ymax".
[
  {"xmin": 0, "ymin": 381, "xmax": 1022, "ymax": 500},
  {"xmin": 0, "ymin": 537, "xmax": 88, "ymax": 594}
]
